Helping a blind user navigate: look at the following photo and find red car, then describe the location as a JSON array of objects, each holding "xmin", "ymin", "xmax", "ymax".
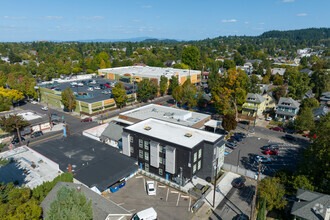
[
  {"xmin": 81, "ymin": 117, "xmax": 92, "ymax": 122},
  {"xmin": 269, "ymin": 126, "xmax": 283, "ymax": 132},
  {"xmin": 103, "ymin": 83, "xmax": 111, "ymax": 88},
  {"xmin": 264, "ymin": 149, "xmax": 278, "ymax": 155}
]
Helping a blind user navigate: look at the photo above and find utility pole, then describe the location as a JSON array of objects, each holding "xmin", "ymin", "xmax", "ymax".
[
  {"xmin": 250, "ymin": 162, "xmax": 261, "ymax": 220},
  {"xmin": 47, "ymin": 95, "xmax": 53, "ymax": 129},
  {"xmin": 213, "ymin": 157, "xmax": 219, "ymax": 208}
]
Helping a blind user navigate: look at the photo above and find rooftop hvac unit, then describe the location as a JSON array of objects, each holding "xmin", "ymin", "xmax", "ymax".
[
  {"xmin": 144, "ymin": 126, "xmax": 151, "ymax": 131},
  {"xmin": 184, "ymin": 132, "xmax": 192, "ymax": 138}
]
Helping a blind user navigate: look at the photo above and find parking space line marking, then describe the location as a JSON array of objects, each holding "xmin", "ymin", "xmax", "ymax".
[
  {"xmin": 135, "ymin": 176, "xmax": 143, "ymax": 178},
  {"xmin": 181, "ymin": 195, "xmax": 189, "ymax": 198},
  {"xmin": 158, "ymin": 185, "xmax": 166, "ymax": 188},
  {"xmin": 128, "ymin": 209, "xmax": 136, "ymax": 212},
  {"xmin": 176, "ymin": 193, "xmax": 180, "ymax": 206},
  {"xmin": 171, "ymin": 191, "xmax": 179, "ymax": 194},
  {"xmin": 188, "ymin": 197, "xmax": 191, "ymax": 211},
  {"xmin": 166, "ymin": 188, "xmax": 169, "ymax": 202},
  {"xmin": 117, "ymin": 203, "xmax": 124, "ymax": 206}
]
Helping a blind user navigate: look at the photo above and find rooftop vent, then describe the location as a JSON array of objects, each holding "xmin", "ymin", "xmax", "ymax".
[
  {"xmin": 144, "ymin": 126, "xmax": 152, "ymax": 131},
  {"xmin": 184, "ymin": 132, "xmax": 192, "ymax": 138}
]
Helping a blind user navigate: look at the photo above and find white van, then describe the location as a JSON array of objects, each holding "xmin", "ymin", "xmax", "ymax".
[{"xmin": 132, "ymin": 207, "xmax": 157, "ymax": 220}]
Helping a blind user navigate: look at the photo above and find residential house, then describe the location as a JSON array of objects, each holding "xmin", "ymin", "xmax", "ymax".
[
  {"xmin": 303, "ymin": 90, "xmax": 314, "ymax": 100},
  {"xmin": 99, "ymin": 122, "xmax": 124, "ymax": 149},
  {"xmin": 40, "ymin": 182, "xmax": 131, "ymax": 220},
  {"xmin": 164, "ymin": 60, "xmax": 176, "ymax": 67},
  {"xmin": 291, "ymin": 189, "xmax": 330, "ymax": 220},
  {"xmin": 262, "ymin": 92, "xmax": 276, "ymax": 112},
  {"xmin": 122, "ymin": 118, "xmax": 225, "ymax": 186},
  {"xmin": 242, "ymin": 93, "xmax": 267, "ymax": 118},
  {"xmin": 320, "ymin": 92, "xmax": 330, "ymax": 107},
  {"xmin": 312, "ymin": 106, "xmax": 328, "ymax": 121},
  {"xmin": 275, "ymin": 97, "xmax": 300, "ymax": 121},
  {"xmin": 271, "ymin": 68, "xmax": 286, "ymax": 76},
  {"xmin": 299, "ymin": 68, "xmax": 313, "ymax": 77}
]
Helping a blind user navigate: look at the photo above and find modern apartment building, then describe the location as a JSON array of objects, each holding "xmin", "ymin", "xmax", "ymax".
[{"xmin": 122, "ymin": 118, "xmax": 225, "ymax": 186}]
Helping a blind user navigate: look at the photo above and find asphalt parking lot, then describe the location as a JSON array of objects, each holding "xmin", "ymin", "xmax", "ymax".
[
  {"xmin": 224, "ymin": 135, "xmax": 306, "ymax": 175},
  {"xmin": 104, "ymin": 174, "xmax": 196, "ymax": 220},
  {"xmin": 209, "ymin": 178, "xmax": 255, "ymax": 220}
]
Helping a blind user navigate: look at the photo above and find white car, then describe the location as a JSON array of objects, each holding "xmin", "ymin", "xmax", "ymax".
[
  {"xmin": 146, "ymin": 181, "xmax": 156, "ymax": 195},
  {"xmin": 41, "ymin": 106, "xmax": 48, "ymax": 111},
  {"xmin": 90, "ymin": 80, "xmax": 97, "ymax": 84},
  {"xmin": 255, "ymin": 155, "xmax": 271, "ymax": 164},
  {"xmin": 94, "ymin": 86, "xmax": 101, "ymax": 90},
  {"xmin": 266, "ymin": 117, "xmax": 272, "ymax": 121},
  {"xmin": 77, "ymin": 82, "xmax": 84, "ymax": 87},
  {"xmin": 87, "ymin": 87, "xmax": 94, "ymax": 91},
  {"xmin": 70, "ymin": 82, "xmax": 77, "ymax": 85},
  {"xmin": 31, "ymin": 101, "xmax": 38, "ymax": 104}
]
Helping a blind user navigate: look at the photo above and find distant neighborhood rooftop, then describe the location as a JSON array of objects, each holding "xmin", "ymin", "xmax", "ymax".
[
  {"xmin": 124, "ymin": 118, "xmax": 223, "ymax": 149},
  {"xmin": 0, "ymin": 146, "xmax": 60, "ymax": 188},
  {"xmin": 98, "ymin": 65, "xmax": 201, "ymax": 78},
  {"xmin": 119, "ymin": 104, "xmax": 211, "ymax": 128},
  {"xmin": 41, "ymin": 182, "xmax": 131, "ymax": 220}
]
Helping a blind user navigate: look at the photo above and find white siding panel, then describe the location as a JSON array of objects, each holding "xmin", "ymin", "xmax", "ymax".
[
  {"xmin": 122, "ymin": 132, "xmax": 130, "ymax": 156},
  {"xmin": 150, "ymin": 141, "xmax": 159, "ymax": 168}
]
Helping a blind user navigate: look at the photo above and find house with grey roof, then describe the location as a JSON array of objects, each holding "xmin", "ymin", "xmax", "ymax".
[
  {"xmin": 242, "ymin": 93, "xmax": 267, "ymax": 117},
  {"xmin": 312, "ymin": 106, "xmax": 328, "ymax": 121},
  {"xmin": 271, "ymin": 68, "xmax": 286, "ymax": 76},
  {"xmin": 299, "ymin": 68, "xmax": 313, "ymax": 76},
  {"xmin": 291, "ymin": 189, "xmax": 330, "ymax": 220},
  {"xmin": 100, "ymin": 123, "xmax": 124, "ymax": 149},
  {"xmin": 275, "ymin": 97, "xmax": 300, "ymax": 121},
  {"xmin": 41, "ymin": 182, "xmax": 131, "ymax": 220},
  {"xmin": 320, "ymin": 92, "xmax": 330, "ymax": 107}
]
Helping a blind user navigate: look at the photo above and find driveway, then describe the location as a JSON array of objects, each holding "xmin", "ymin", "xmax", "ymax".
[{"xmin": 103, "ymin": 174, "xmax": 196, "ymax": 220}]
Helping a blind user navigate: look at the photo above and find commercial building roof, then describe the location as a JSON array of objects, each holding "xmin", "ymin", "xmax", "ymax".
[
  {"xmin": 100, "ymin": 123, "xmax": 124, "ymax": 142},
  {"xmin": 30, "ymin": 135, "xmax": 138, "ymax": 191},
  {"xmin": 0, "ymin": 146, "xmax": 60, "ymax": 188},
  {"xmin": 124, "ymin": 118, "xmax": 223, "ymax": 149},
  {"xmin": 120, "ymin": 104, "xmax": 210, "ymax": 127},
  {"xmin": 41, "ymin": 182, "xmax": 131, "ymax": 220},
  {"xmin": 98, "ymin": 66, "xmax": 201, "ymax": 79}
]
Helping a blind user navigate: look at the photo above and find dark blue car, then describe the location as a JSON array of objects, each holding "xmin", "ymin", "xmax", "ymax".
[{"xmin": 233, "ymin": 135, "xmax": 242, "ymax": 142}]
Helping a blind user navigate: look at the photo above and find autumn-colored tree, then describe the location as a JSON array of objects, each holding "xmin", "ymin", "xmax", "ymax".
[
  {"xmin": 0, "ymin": 87, "xmax": 24, "ymax": 102},
  {"xmin": 222, "ymin": 114, "xmax": 238, "ymax": 131},
  {"xmin": 61, "ymin": 87, "xmax": 76, "ymax": 112},
  {"xmin": 258, "ymin": 177, "xmax": 287, "ymax": 211}
]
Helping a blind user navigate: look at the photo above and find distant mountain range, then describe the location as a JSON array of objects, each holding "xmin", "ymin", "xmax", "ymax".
[{"xmin": 76, "ymin": 37, "xmax": 180, "ymax": 43}]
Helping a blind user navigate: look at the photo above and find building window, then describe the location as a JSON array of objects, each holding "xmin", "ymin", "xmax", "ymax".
[
  {"xmin": 130, "ymin": 136, "xmax": 134, "ymax": 143},
  {"xmin": 159, "ymin": 157, "xmax": 163, "ymax": 165},
  {"xmin": 145, "ymin": 152, "xmax": 149, "ymax": 161},
  {"xmin": 193, "ymin": 164, "xmax": 196, "ymax": 174},
  {"xmin": 130, "ymin": 147, "xmax": 134, "ymax": 154},
  {"xmin": 144, "ymin": 141, "xmax": 149, "ymax": 150},
  {"xmin": 193, "ymin": 152, "xmax": 197, "ymax": 163},
  {"xmin": 139, "ymin": 150, "xmax": 143, "ymax": 159},
  {"xmin": 198, "ymin": 161, "xmax": 201, "ymax": 170},
  {"xmin": 139, "ymin": 139, "xmax": 143, "ymax": 148},
  {"xmin": 159, "ymin": 145, "xmax": 163, "ymax": 153},
  {"xmin": 159, "ymin": 168, "xmax": 163, "ymax": 176},
  {"xmin": 198, "ymin": 149, "xmax": 202, "ymax": 159},
  {"xmin": 145, "ymin": 163, "xmax": 149, "ymax": 172}
]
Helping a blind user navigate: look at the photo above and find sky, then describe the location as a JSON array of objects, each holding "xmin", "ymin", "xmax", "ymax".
[{"xmin": 0, "ymin": 0, "xmax": 329, "ymax": 42}]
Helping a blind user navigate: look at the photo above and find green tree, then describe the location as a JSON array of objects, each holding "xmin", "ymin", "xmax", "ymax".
[
  {"xmin": 294, "ymin": 108, "xmax": 315, "ymax": 132},
  {"xmin": 272, "ymin": 74, "xmax": 284, "ymax": 86},
  {"xmin": 288, "ymin": 72, "xmax": 310, "ymax": 100},
  {"xmin": 258, "ymin": 177, "xmax": 287, "ymax": 211},
  {"xmin": 256, "ymin": 197, "xmax": 266, "ymax": 220},
  {"xmin": 46, "ymin": 186, "xmax": 93, "ymax": 220},
  {"xmin": 112, "ymin": 82, "xmax": 127, "ymax": 109},
  {"xmin": 292, "ymin": 175, "xmax": 314, "ymax": 191},
  {"xmin": 168, "ymin": 75, "xmax": 179, "ymax": 95},
  {"xmin": 222, "ymin": 114, "xmax": 237, "ymax": 132},
  {"xmin": 0, "ymin": 71, "xmax": 7, "ymax": 87},
  {"xmin": 233, "ymin": 52, "xmax": 244, "ymax": 66},
  {"xmin": 136, "ymin": 79, "xmax": 157, "ymax": 102},
  {"xmin": 223, "ymin": 59, "xmax": 236, "ymax": 69},
  {"xmin": 159, "ymin": 76, "xmax": 168, "ymax": 96},
  {"xmin": 261, "ymin": 75, "xmax": 269, "ymax": 84},
  {"xmin": 207, "ymin": 60, "xmax": 221, "ymax": 90},
  {"xmin": 0, "ymin": 114, "xmax": 30, "ymax": 145},
  {"xmin": 172, "ymin": 86, "xmax": 183, "ymax": 104},
  {"xmin": 182, "ymin": 79, "xmax": 197, "ymax": 108},
  {"xmin": 257, "ymin": 65, "xmax": 264, "ymax": 75},
  {"xmin": 182, "ymin": 46, "xmax": 200, "ymax": 70},
  {"xmin": 61, "ymin": 87, "xmax": 76, "ymax": 112},
  {"xmin": 300, "ymin": 56, "xmax": 308, "ymax": 68},
  {"xmin": 249, "ymin": 74, "xmax": 261, "ymax": 93},
  {"xmin": 273, "ymin": 86, "xmax": 287, "ymax": 103},
  {"xmin": 300, "ymin": 98, "xmax": 319, "ymax": 110},
  {"xmin": 310, "ymin": 69, "xmax": 330, "ymax": 98}
]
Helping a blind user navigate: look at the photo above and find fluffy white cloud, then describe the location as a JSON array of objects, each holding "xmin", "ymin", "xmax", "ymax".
[
  {"xmin": 221, "ymin": 19, "xmax": 237, "ymax": 23},
  {"xmin": 297, "ymin": 13, "xmax": 307, "ymax": 16}
]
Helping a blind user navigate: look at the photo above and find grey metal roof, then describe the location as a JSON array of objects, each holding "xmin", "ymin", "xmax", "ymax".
[
  {"xmin": 312, "ymin": 106, "xmax": 328, "ymax": 120},
  {"xmin": 100, "ymin": 123, "xmax": 124, "ymax": 141},
  {"xmin": 275, "ymin": 110, "xmax": 297, "ymax": 117},
  {"xmin": 40, "ymin": 182, "xmax": 131, "ymax": 220},
  {"xmin": 246, "ymin": 93, "xmax": 266, "ymax": 104},
  {"xmin": 320, "ymin": 92, "xmax": 330, "ymax": 101},
  {"xmin": 277, "ymin": 97, "xmax": 300, "ymax": 109},
  {"xmin": 291, "ymin": 189, "xmax": 330, "ymax": 220},
  {"xmin": 299, "ymin": 68, "xmax": 313, "ymax": 76}
]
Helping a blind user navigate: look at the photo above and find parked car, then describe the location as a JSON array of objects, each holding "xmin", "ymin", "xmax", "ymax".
[
  {"xmin": 232, "ymin": 135, "xmax": 242, "ymax": 142},
  {"xmin": 77, "ymin": 82, "xmax": 84, "ymax": 87},
  {"xmin": 232, "ymin": 177, "xmax": 246, "ymax": 189},
  {"xmin": 284, "ymin": 134, "xmax": 296, "ymax": 141},
  {"xmin": 284, "ymin": 129, "xmax": 295, "ymax": 134},
  {"xmin": 94, "ymin": 86, "xmax": 101, "ymax": 90},
  {"xmin": 266, "ymin": 117, "xmax": 272, "ymax": 121},
  {"xmin": 234, "ymin": 214, "xmax": 249, "ymax": 220},
  {"xmin": 227, "ymin": 138, "xmax": 238, "ymax": 144},
  {"xmin": 263, "ymin": 148, "xmax": 278, "ymax": 155},
  {"xmin": 87, "ymin": 86, "xmax": 94, "ymax": 91},
  {"xmin": 239, "ymin": 121, "xmax": 250, "ymax": 125},
  {"xmin": 284, "ymin": 194, "xmax": 298, "ymax": 202},
  {"xmin": 255, "ymin": 155, "xmax": 272, "ymax": 164},
  {"xmin": 81, "ymin": 117, "xmax": 92, "ymax": 122},
  {"xmin": 261, "ymin": 144, "xmax": 279, "ymax": 151},
  {"xmin": 51, "ymin": 113, "xmax": 61, "ymax": 122},
  {"xmin": 70, "ymin": 82, "xmax": 77, "ymax": 85},
  {"xmin": 146, "ymin": 181, "xmax": 156, "ymax": 195},
  {"xmin": 90, "ymin": 80, "xmax": 97, "ymax": 84},
  {"xmin": 41, "ymin": 106, "xmax": 48, "ymax": 111},
  {"xmin": 103, "ymin": 83, "xmax": 111, "ymax": 88},
  {"xmin": 31, "ymin": 131, "xmax": 43, "ymax": 138},
  {"xmin": 269, "ymin": 126, "xmax": 283, "ymax": 132},
  {"xmin": 234, "ymin": 132, "xmax": 247, "ymax": 138},
  {"xmin": 132, "ymin": 207, "xmax": 157, "ymax": 220},
  {"xmin": 31, "ymin": 100, "xmax": 38, "ymax": 104},
  {"xmin": 12, "ymin": 136, "xmax": 25, "ymax": 144},
  {"xmin": 226, "ymin": 142, "xmax": 237, "ymax": 149}
]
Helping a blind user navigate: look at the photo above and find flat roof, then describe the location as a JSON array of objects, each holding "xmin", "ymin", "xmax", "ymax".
[
  {"xmin": 124, "ymin": 118, "xmax": 223, "ymax": 149},
  {"xmin": 120, "ymin": 104, "xmax": 210, "ymax": 127},
  {"xmin": 0, "ymin": 146, "xmax": 60, "ymax": 188},
  {"xmin": 40, "ymin": 78, "xmax": 135, "ymax": 104},
  {"xmin": 98, "ymin": 66, "xmax": 201, "ymax": 78},
  {"xmin": 30, "ymin": 134, "xmax": 138, "ymax": 190}
]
